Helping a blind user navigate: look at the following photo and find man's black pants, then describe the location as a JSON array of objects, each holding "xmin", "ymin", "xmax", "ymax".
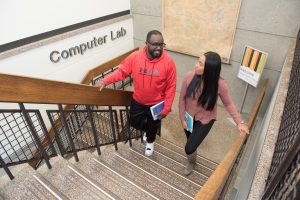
[{"xmin": 129, "ymin": 98, "xmax": 161, "ymax": 143}]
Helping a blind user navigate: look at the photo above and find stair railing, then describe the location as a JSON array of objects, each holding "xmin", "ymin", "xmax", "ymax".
[
  {"xmin": 0, "ymin": 49, "xmax": 139, "ymax": 179},
  {"xmin": 0, "ymin": 74, "xmax": 134, "ymax": 179},
  {"xmin": 0, "ymin": 104, "xmax": 57, "ymax": 179},
  {"xmin": 261, "ymin": 31, "xmax": 300, "ymax": 200},
  {"xmin": 194, "ymin": 79, "xmax": 269, "ymax": 200}
]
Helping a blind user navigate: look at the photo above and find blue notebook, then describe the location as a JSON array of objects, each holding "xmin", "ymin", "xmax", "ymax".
[
  {"xmin": 185, "ymin": 112, "xmax": 193, "ymax": 133},
  {"xmin": 150, "ymin": 101, "xmax": 165, "ymax": 120}
]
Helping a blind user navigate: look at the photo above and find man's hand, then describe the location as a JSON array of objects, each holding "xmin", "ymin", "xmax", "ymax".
[
  {"xmin": 94, "ymin": 80, "xmax": 105, "ymax": 91},
  {"xmin": 158, "ymin": 114, "xmax": 166, "ymax": 120}
]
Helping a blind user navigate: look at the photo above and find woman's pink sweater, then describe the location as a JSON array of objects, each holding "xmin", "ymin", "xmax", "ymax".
[{"xmin": 179, "ymin": 70, "xmax": 242, "ymax": 125}]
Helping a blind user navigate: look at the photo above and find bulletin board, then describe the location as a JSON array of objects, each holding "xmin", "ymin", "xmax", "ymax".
[{"xmin": 163, "ymin": 0, "xmax": 242, "ymax": 63}]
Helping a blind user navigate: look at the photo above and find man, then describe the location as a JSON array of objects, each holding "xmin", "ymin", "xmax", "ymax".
[{"xmin": 96, "ymin": 30, "xmax": 176, "ymax": 156}]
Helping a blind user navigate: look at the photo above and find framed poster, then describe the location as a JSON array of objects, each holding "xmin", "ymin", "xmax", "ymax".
[
  {"xmin": 237, "ymin": 46, "xmax": 268, "ymax": 87},
  {"xmin": 163, "ymin": 0, "xmax": 242, "ymax": 63}
]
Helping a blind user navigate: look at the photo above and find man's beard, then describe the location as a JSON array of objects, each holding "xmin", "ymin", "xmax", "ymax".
[{"xmin": 148, "ymin": 49, "xmax": 162, "ymax": 59}]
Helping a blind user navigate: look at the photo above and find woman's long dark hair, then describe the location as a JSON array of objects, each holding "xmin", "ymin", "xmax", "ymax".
[{"xmin": 185, "ymin": 52, "xmax": 221, "ymax": 111}]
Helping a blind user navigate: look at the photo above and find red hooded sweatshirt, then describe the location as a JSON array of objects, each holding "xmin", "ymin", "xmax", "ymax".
[{"xmin": 102, "ymin": 47, "xmax": 176, "ymax": 116}]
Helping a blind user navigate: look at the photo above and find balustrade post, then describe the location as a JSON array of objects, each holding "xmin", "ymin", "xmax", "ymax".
[
  {"xmin": 18, "ymin": 103, "xmax": 52, "ymax": 169},
  {"xmin": 58, "ymin": 104, "xmax": 79, "ymax": 162},
  {"xmin": 125, "ymin": 106, "xmax": 132, "ymax": 147},
  {"xmin": 46, "ymin": 111, "xmax": 66, "ymax": 156},
  {"xmin": 108, "ymin": 106, "xmax": 118, "ymax": 150},
  {"xmin": 36, "ymin": 111, "xmax": 57, "ymax": 156},
  {"xmin": 0, "ymin": 155, "xmax": 14, "ymax": 180},
  {"xmin": 86, "ymin": 105, "xmax": 101, "ymax": 155}
]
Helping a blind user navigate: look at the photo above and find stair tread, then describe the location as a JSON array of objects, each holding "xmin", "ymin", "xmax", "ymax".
[
  {"xmin": 156, "ymin": 137, "xmax": 218, "ymax": 169},
  {"xmin": 0, "ymin": 165, "xmax": 56, "ymax": 200},
  {"xmin": 41, "ymin": 157, "xmax": 115, "ymax": 200},
  {"xmin": 131, "ymin": 141, "xmax": 208, "ymax": 185},
  {"xmin": 98, "ymin": 149, "xmax": 194, "ymax": 200},
  {"xmin": 117, "ymin": 145, "xmax": 201, "ymax": 196},
  {"xmin": 149, "ymin": 140, "xmax": 214, "ymax": 177},
  {"xmin": 1, "ymin": 137, "xmax": 216, "ymax": 200},
  {"xmin": 27, "ymin": 174, "xmax": 63, "ymax": 200},
  {"xmin": 72, "ymin": 150, "xmax": 157, "ymax": 200}
]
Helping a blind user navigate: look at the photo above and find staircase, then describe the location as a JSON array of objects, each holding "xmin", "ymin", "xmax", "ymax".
[{"xmin": 0, "ymin": 137, "xmax": 217, "ymax": 200}]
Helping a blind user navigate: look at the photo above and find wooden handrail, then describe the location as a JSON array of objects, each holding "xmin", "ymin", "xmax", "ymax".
[
  {"xmin": 247, "ymin": 81, "xmax": 269, "ymax": 133},
  {"xmin": 0, "ymin": 48, "xmax": 139, "ymax": 106},
  {"xmin": 0, "ymin": 73, "xmax": 132, "ymax": 106},
  {"xmin": 194, "ymin": 79, "xmax": 269, "ymax": 200}
]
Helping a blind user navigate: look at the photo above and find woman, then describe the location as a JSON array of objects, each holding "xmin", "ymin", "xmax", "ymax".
[{"xmin": 178, "ymin": 52, "xmax": 249, "ymax": 176}]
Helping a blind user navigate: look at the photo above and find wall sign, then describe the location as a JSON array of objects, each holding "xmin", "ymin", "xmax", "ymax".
[
  {"xmin": 237, "ymin": 46, "xmax": 268, "ymax": 87},
  {"xmin": 50, "ymin": 27, "xmax": 126, "ymax": 63}
]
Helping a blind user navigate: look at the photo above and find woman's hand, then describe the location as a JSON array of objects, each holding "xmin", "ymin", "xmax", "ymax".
[
  {"xmin": 238, "ymin": 122, "xmax": 249, "ymax": 135},
  {"xmin": 181, "ymin": 120, "xmax": 187, "ymax": 130}
]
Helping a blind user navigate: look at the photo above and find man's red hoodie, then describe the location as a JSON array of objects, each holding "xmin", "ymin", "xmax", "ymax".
[{"xmin": 102, "ymin": 47, "xmax": 176, "ymax": 116}]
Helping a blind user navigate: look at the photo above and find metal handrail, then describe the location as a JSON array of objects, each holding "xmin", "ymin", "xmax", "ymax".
[
  {"xmin": 262, "ymin": 133, "xmax": 300, "ymax": 199},
  {"xmin": 262, "ymin": 31, "xmax": 300, "ymax": 199}
]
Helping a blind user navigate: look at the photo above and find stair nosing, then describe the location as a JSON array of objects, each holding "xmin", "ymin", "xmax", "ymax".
[
  {"xmin": 133, "ymin": 141, "xmax": 212, "ymax": 180},
  {"xmin": 26, "ymin": 185, "xmax": 44, "ymax": 200},
  {"xmin": 67, "ymin": 164, "xmax": 118, "ymax": 200},
  {"xmin": 114, "ymin": 152, "xmax": 194, "ymax": 199},
  {"xmin": 155, "ymin": 142, "xmax": 215, "ymax": 171},
  {"xmin": 73, "ymin": 149, "xmax": 159, "ymax": 199},
  {"xmin": 91, "ymin": 158, "xmax": 160, "ymax": 200},
  {"xmin": 149, "ymin": 149, "xmax": 209, "ymax": 179},
  {"xmin": 158, "ymin": 138, "xmax": 218, "ymax": 165},
  {"xmin": 33, "ymin": 174, "xmax": 69, "ymax": 200},
  {"xmin": 129, "ymin": 147, "xmax": 202, "ymax": 187}
]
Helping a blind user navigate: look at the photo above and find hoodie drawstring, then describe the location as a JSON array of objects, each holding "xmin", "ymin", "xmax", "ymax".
[
  {"xmin": 150, "ymin": 63, "xmax": 155, "ymax": 88},
  {"xmin": 143, "ymin": 60, "xmax": 156, "ymax": 88},
  {"xmin": 143, "ymin": 60, "xmax": 146, "ymax": 88}
]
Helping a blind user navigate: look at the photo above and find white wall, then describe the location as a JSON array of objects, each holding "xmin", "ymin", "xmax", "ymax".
[
  {"xmin": 0, "ymin": 19, "xmax": 133, "ymax": 83},
  {"xmin": 0, "ymin": 0, "xmax": 130, "ymax": 45},
  {"xmin": 0, "ymin": 0, "xmax": 133, "ymax": 160},
  {"xmin": 0, "ymin": 0, "xmax": 133, "ymax": 83}
]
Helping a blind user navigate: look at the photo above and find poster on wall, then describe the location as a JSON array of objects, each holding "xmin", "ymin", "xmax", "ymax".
[
  {"xmin": 163, "ymin": 0, "xmax": 242, "ymax": 63},
  {"xmin": 237, "ymin": 46, "xmax": 268, "ymax": 87}
]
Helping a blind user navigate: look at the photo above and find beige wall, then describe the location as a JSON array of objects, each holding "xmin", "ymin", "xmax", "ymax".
[{"xmin": 131, "ymin": 0, "xmax": 300, "ymax": 116}]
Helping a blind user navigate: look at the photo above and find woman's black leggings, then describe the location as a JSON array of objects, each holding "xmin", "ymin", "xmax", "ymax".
[{"xmin": 184, "ymin": 120, "xmax": 215, "ymax": 155}]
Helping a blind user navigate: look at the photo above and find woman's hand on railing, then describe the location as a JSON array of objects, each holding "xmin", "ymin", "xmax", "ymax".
[
  {"xmin": 94, "ymin": 80, "xmax": 105, "ymax": 91},
  {"xmin": 238, "ymin": 122, "xmax": 249, "ymax": 135}
]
